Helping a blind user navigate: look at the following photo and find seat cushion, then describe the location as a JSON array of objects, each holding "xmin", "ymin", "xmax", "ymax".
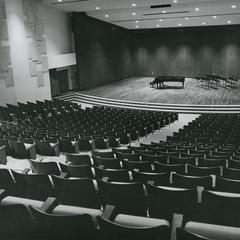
[
  {"xmin": 185, "ymin": 221, "xmax": 240, "ymax": 240},
  {"xmin": 115, "ymin": 214, "xmax": 169, "ymax": 228},
  {"xmin": 1, "ymin": 196, "xmax": 44, "ymax": 208},
  {"xmin": 52, "ymin": 205, "xmax": 102, "ymax": 228}
]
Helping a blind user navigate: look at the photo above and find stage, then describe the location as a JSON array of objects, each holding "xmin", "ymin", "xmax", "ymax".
[{"xmin": 79, "ymin": 77, "xmax": 240, "ymax": 105}]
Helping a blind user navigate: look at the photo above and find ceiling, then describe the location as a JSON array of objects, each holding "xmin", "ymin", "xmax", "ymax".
[{"xmin": 43, "ymin": 0, "xmax": 240, "ymax": 29}]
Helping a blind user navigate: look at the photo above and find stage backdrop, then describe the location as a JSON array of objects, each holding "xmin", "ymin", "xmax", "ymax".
[{"xmin": 72, "ymin": 13, "xmax": 240, "ymax": 90}]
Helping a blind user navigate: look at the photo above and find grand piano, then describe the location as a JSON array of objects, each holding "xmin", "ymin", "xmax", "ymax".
[{"xmin": 150, "ymin": 76, "xmax": 185, "ymax": 89}]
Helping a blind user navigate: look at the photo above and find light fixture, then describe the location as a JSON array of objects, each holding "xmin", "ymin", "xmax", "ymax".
[
  {"xmin": 159, "ymin": 19, "xmax": 163, "ymax": 21},
  {"xmin": 162, "ymin": 10, "xmax": 166, "ymax": 13},
  {"xmin": 132, "ymin": 12, "xmax": 136, "ymax": 16},
  {"xmin": 173, "ymin": 0, "xmax": 178, "ymax": 3},
  {"xmin": 156, "ymin": 24, "xmax": 160, "ymax": 27},
  {"xmin": 132, "ymin": 3, "xmax": 136, "ymax": 7},
  {"xmin": 202, "ymin": 22, "xmax": 206, "ymax": 25},
  {"xmin": 178, "ymin": 23, "xmax": 182, "ymax": 26},
  {"xmin": 228, "ymin": 20, "xmax": 232, "ymax": 24},
  {"xmin": 105, "ymin": 14, "xmax": 109, "ymax": 18},
  {"xmin": 232, "ymin": 5, "xmax": 237, "ymax": 8},
  {"xmin": 135, "ymin": 20, "xmax": 139, "ymax": 23},
  {"xmin": 136, "ymin": 25, "xmax": 139, "ymax": 28},
  {"xmin": 96, "ymin": 7, "xmax": 100, "ymax": 10},
  {"xmin": 213, "ymin": 16, "xmax": 217, "ymax": 19},
  {"xmin": 195, "ymin": 7, "xmax": 200, "ymax": 11},
  {"xmin": 58, "ymin": 0, "xmax": 62, "ymax": 2},
  {"xmin": 185, "ymin": 17, "xmax": 189, "ymax": 20}
]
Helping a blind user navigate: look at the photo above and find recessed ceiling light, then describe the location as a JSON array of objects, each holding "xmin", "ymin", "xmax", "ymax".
[
  {"xmin": 96, "ymin": 7, "xmax": 100, "ymax": 10},
  {"xmin": 213, "ymin": 16, "xmax": 217, "ymax": 19},
  {"xmin": 159, "ymin": 19, "xmax": 163, "ymax": 21},
  {"xmin": 156, "ymin": 24, "xmax": 160, "ymax": 27},
  {"xmin": 136, "ymin": 25, "xmax": 139, "ymax": 28},
  {"xmin": 173, "ymin": 0, "xmax": 178, "ymax": 3},
  {"xmin": 135, "ymin": 20, "xmax": 139, "ymax": 23},
  {"xmin": 105, "ymin": 14, "xmax": 109, "ymax": 18},
  {"xmin": 162, "ymin": 10, "xmax": 166, "ymax": 13},
  {"xmin": 202, "ymin": 22, "xmax": 206, "ymax": 25},
  {"xmin": 185, "ymin": 17, "xmax": 189, "ymax": 20},
  {"xmin": 58, "ymin": 0, "xmax": 62, "ymax": 2},
  {"xmin": 132, "ymin": 12, "xmax": 136, "ymax": 16},
  {"xmin": 178, "ymin": 23, "xmax": 182, "ymax": 26},
  {"xmin": 195, "ymin": 7, "xmax": 200, "ymax": 11},
  {"xmin": 132, "ymin": 3, "xmax": 136, "ymax": 7},
  {"xmin": 228, "ymin": 20, "xmax": 232, "ymax": 24},
  {"xmin": 232, "ymin": 5, "xmax": 237, "ymax": 8}
]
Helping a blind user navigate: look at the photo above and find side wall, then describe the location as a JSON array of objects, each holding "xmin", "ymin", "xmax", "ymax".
[{"xmin": 72, "ymin": 13, "xmax": 135, "ymax": 90}]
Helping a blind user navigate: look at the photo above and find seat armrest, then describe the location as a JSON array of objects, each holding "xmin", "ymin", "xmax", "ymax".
[
  {"xmin": 21, "ymin": 168, "xmax": 30, "ymax": 174},
  {"xmin": 73, "ymin": 141, "xmax": 79, "ymax": 153},
  {"xmin": 102, "ymin": 205, "xmax": 116, "ymax": 221},
  {"xmin": 171, "ymin": 214, "xmax": 184, "ymax": 240},
  {"xmin": 0, "ymin": 146, "xmax": 7, "ymax": 165},
  {"xmin": 102, "ymin": 176, "xmax": 110, "ymax": 182},
  {"xmin": 40, "ymin": 197, "xmax": 58, "ymax": 213},
  {"xmin": 0, "ymin": 189, "xmax": 7, "ymax": 202},
  {"xmin": 60, "ymin": 172, "xmax": 68, "ymax": 178}
]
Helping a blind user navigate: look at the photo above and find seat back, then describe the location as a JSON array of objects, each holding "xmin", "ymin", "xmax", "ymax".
[
  {"xmin": 141, "ymin": 154, "xmax": 168, "ymax": 164},
  {"xmin": 59, "ymin": 163, "xmax": 93, "ymax": 178},
  {"xmin": 10, "ymin": 141, "xmax": 28, "ymax": 158},
  {"xmin": 122, "ymin": 160, "xmax": 152, "ymax": 172},
  {"xmin": 215, "ymin": 176, "xmax": 240, "ymax": 193},
  {"xmin": 198, "ymin": 158, "xmax": 226, "ymax": 167},
  {"xmin": 92, "ymin": 156, "xmax": 122, "ymax": 169},
  {"xmin": 222, "ymin": 167, "xmax": 240, "ymax": 180},
  {"xmin": 65, "ymin": 153, "xmax": 92, "ymax": 165},
  {"xmin": 187, "ymin": 165, "xmax": 221, "ymax": 176},
  {"xmin": 92, "ymin": 150, "xmax": 114, "ymax": 158},
  {"xmin": 154, "ymin": 162, "xmax": 185, "ymax": 174},
  {"xmin": 36, "ymin": 141, "xmax": 54, "ymax": 156},
  {"xmin": 59, "ymin": 139, "xmax": 74, "ymax": 153}
]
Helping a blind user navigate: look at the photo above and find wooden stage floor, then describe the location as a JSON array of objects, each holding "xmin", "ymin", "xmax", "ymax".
[{"xmin": 80, "ymin": 77, "xmax": 240, "ymax": 105}]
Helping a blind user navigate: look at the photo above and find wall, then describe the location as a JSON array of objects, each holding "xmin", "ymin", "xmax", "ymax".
[
  {"xmin": 132, "ymin": 26, "xmax": 240, "ymax": 77},
  {"xmin": 72, "ymin": 13, "xmax": 135, "ymax": 90}
]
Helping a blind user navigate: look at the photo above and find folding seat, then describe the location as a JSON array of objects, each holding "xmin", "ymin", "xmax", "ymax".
[
  {"xmin": 115, "ymin": 152, "xmax": 140, "ymax": 161},
  {"xmin": 132, "ymin": 171, "xmax": 170, "ymax": 185},
  {"xmin": 97, "ymin": 179, "xmax": 147, "ymax": 216},
  {"xmin": 146, "ymin": 183, "xmax": 197, "ymax": 221},
  {"xmin": 78, "ymin": 138, "xmax": 93, "ymax": 151},
  {"xmin": 45, "ymin": 136, "xmax": 58, "ymax": 143},
  {"xmin": 92, "ymin": 150, "xmax": 115, "ymax": 158},
  {"xmin": 211, "ymin": 151, "xmax": 233, "ymax": 158},
  {"xmin": 92, "ymin": 156, "xmax": 122, "ymax": 169},
  {"xmin": 128, "ymin": 145, "xmax": 146, "ymax": 152},
  {"xmin": 52, "ymin": 175, "xmax": 100, "ymax": 209},
  {"xmin": 222, "ymin": 167, "xmax": 240, "ymax": 180},
  {"xmin": 30, "ymin": 205, "xmax": 97, "ymax": 240},
  {"xmin": 0, "ymin": 145, "xmax": 7, "ymax": 164},
  {"xmin": 36, "ymin": 140, "xmax": 60, "ymax": 156},
  {"xmin": 187, "ymin": 165, "xmax": 221, "ymax": 176},
  {"xmin": 156, "ymin": 151, "xmax": 179, "ymax": 157},
  {"xmin": 12, "ymin": 170, "xmax": 54, "ymax": 200},
  {"xmin": 112, "ymin": 148, "xmax": 132, "ymax": 154},
  {"xmin": 228, "ymin": 159, "xmax": 240, "ymax": 169},
  {"xmin": 205, "ymin": 154, "xmax": 227, "ymax": 160},
  {"xmin": 169, "ymin": 156, "xmax": 196, "ymax": 165},
  {"xmin": 9, "ymin": 140, "xmax": 36, "ymax": 159},
  {"xmin": 215, "ymin": 176, "xmax": 240, "ymax": 193},
  {"xmin": 182, "ymin": 152, "xmax": 203, "ymax": 159},
  {"xmin": 201, "ymin": 190, "xmax": 240, "ymax": 227},
  {"xmin": 99, "ymin": 210, "xmax": 170, "ymax": 240},
  {"xmin": 29, "ymin": 159, "xmax": 62, "ymax": 176},
  {"xmin": 94, "ymin": 167, "xmax": 130, "ymax": 182},
  {"xmin": 141, "ymin": 154, "xmax": 168, "ymax": 164},
  {"xmin": 65, "ymin": 153, "xmax": 92, "ymax": 166},
  {"xmin": 0, "ymin": 169, "xmax": 16, "ymax": 195},
  {"xmin": 59, "ymin": 163, "xmax": 93, "ymax": 178},
  {"xmin": 93, "ymin": 137, "xmax": 109, "ymax": 149},
  {"xmin": 172, "ymin": 173, "xmax": 212, "ymax": 189},
  {"xmin": 59, "ymin": 139, "xmax": 79, "ymax": 153},
  {"xmin": 117, "ymin": 132, "xmax": 130, "ymax": 145},
  {"xmin": 154, "ymin": 162, "xmax": 185, "ymax": 174},
  {"xmin": 108, "ymin": 136, "xmax": 120, "ymax": 148},
  {"xmin": 198, "ymin": 158, "xmax": 226, "ymax": 167},
  {"xmin": 122, "ymin": 159, "xmax": 152, "ymax": 172}
]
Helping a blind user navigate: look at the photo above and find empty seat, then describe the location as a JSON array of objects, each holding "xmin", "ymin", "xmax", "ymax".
[
  {"xmin": 97, "ymin": 179, "xmax": 147, "ymax": 216},
  {"xmin": 228, "ymin": 159, "xmax": 240, "ymax": 169},
  {"xmin": 0, "ymin": 169, "xmax": 15, "ymax": 195},
  {"xmin": 154, "ymin": 162, "xmax": 185, "ymax": 174},
  {"xmin": 59, "ymin": 163, "xmax": 93, "ymax": 178},
  {"xmin": 141, "ymin": 154, "xmax": 168, "ymax": 164},
  {"xmin": 93, "ymin": 156, "xmax": 122, "ymax": 169},
  {"xmin": 36, "ymin": 141, "xmax": 60, "ymax": 156},
  {"xmin": 92, "ymin": 150, "xmax": 115, "ymax": 158},
  {"xmin": 198, "ymin": 158, "xmax": 226, "ymax": 167},
  {"xmin": 222, "ymin": 167, "xmax": 240, "ymax": 180},
  {"xmin": 65, "ymin": 153, "xmax": 92, "ymax": 166},
  {"xmin": 122, "ymin": 159, "xmax": 152, "ymax": 172},
  {"xmin": 187, "ymin": 165, "xmax": 221, "ymax": 176},
  {"xmin": 115, "ymin": 152, "xmax": 140, "ymax": 161},
  {"xmin": 94, "ymin": 167, "xmax": 130, "ymax": 182},
  {"xmin": 59, "ymin": 139, "xmax": 79, "ymax": 153},
  {"xmin": 52, "ymin": 175, "xmax": 100, "ymax": 209},
  {"xmin": 10, "ymin": 141, "xmax": 36, "ymax": 159},
  {"xmin": 169, "ymin": 156, "xmax": 196, "ymax": 165},
  {"xmin": 78, "ymin": 138, "xmax": 93, "ymax": 151},
  {"xmin": 215, "ymin": 176, "xmax": 240, "ymax": 193},
  {"xmin": 172, "ymin": 173, "xmax": 212, "ymax": 189}
]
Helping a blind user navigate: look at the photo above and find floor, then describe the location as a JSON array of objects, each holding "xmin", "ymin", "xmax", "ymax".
[
  {"xmin": 3, "ymin": 114, "xmax": 198, "ymax": 172},
  {"xmin": 79, "ymin": 77, "xmax": 240, "ymax": 105}
]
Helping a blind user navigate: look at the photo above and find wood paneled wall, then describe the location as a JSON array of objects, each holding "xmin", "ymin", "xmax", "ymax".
[
  {"xmin": 72, "ymin": 13, "xmax": 240, "ymax": 90},
  {"xmin": 132, "ymin": 26, "xmax": 240, "ymax": 78},
  {"xmin": 72, "ymin": 13, "xmax": 135, "ymax": 90}
]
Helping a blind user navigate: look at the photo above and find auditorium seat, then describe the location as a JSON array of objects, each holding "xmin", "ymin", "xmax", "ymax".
[
  {"xmin": 10, "ymin": 141, "xmax": 36, "ymax": 159},
  {"xmin": 222, "ymin": 167, "xmax": 240, "ymax": 180},
  {"xmin": 0, "ymin": 169, "xmax": 16, "ymax": 195},
  {"xmin": 92, "ymin": 156, "xmax": 122, "ymax": 169},
  {"xmin": 122, "ymin": 159, "xmax": 152, "ymax": 172},
  {"xmin": 65, "ymin": 153, "xmax": 92, "ymax": 166},
  {"xmin": 115, "ymin": 152, "xmax": 140, "ymax": 161},
  {"xmin": 172, "ymin": 173, "xmax": 212, "ymax": 189},
  {"xmin": 36, "ymin": 140, "xmax": 60, "ymax": 156},
  {"xmin": 146, "ymin": 183, "xmax": 197, "ymax": 221},
  {"xmin": 0, "ymin": 145, "xmax": 7, "ymax": 164},
  {"xmin": 228, "ymin": 159, "xmax": 240, "ymax": 169},
  {"xmin": 59, "ymin": 139, "xmax": 79, "ymax": 153},
  {"xmin": 215, "ymin": 176, "xmax": 240, "ymax": 193},
  {"xmin": 154, "ymin": 162, "xmax": 185, "ymax": 174},
  {"xmin": 198, "ymin": 158, "xmax": 227, "ymax": 167},
  {"xmin": 92, "ymin": 150, "xmax": 115, "ymax": 158},
  {"xmin": 78, "ymin": 138, "xmax": 93, "ymax": 151},
  {"xmin": 93, "ymin": 136, "xmax": 109, "ymax": 149},
  {"xmin": 52, "ymin": 175, "xmax": 100, "ymax": 209},
  {"xmin": 97, "ymin": 179, "xmax": 147, "ymax": 216},
  {"xmin": 169, "ymin": 156, "xmax": 196, "ymax": 165},
  {"xmin": 59, "ymin": 163, "xmax": 93, "ymax": 178},
  {"xmin": 187, "ymin": 165, "xmax": 221, "ymax": 176},
  {"xmin": 94, "ymin": 167, "xmax": 130, "ymax": 182},
  {"xmin": 141, "ymin": 154, "xmax": 168, "ymax": 163}
]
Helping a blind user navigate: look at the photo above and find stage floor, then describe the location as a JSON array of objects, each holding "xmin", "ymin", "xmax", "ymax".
[{"xmin": 79, "ymin": 77, "xmax": 240, "ymax": 105}]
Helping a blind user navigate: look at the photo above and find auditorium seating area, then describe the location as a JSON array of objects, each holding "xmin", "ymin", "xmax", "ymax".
[{"xmin": 1, "ymin": 101, "xmax": 240, "ymax": 239}]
